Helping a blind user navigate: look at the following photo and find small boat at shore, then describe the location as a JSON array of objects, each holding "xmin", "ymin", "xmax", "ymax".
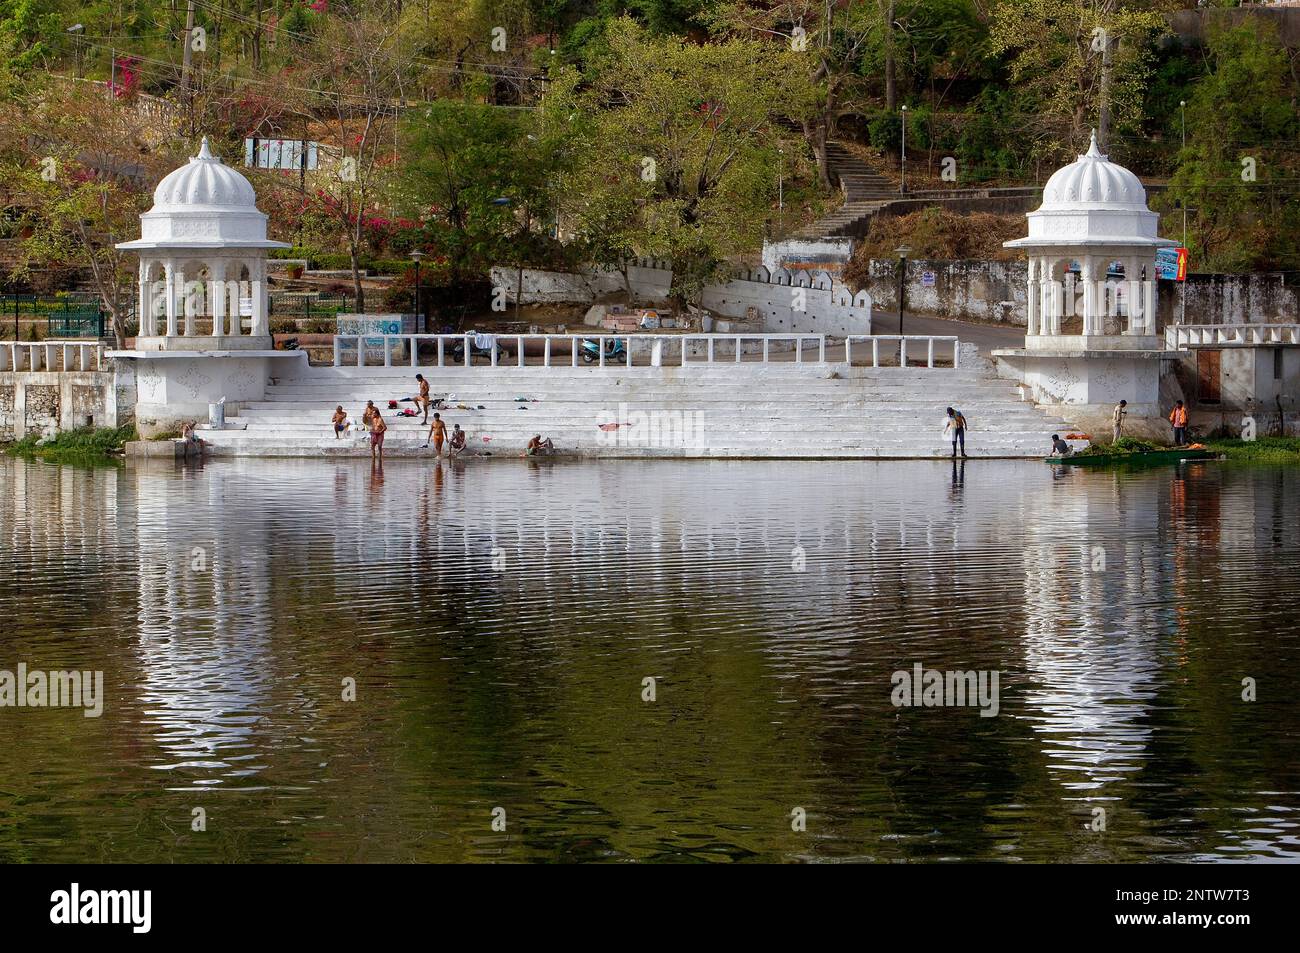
[{"xmin": 1046, "ymin": 448, "xmax": 1219, "ymax": 466}]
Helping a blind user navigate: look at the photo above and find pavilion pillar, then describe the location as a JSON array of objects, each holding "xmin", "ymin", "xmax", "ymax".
[
  {"xmin": 137, "ymin": 260, "xmax": 151, "ymax": 337},
  {"xmin": 164, "ymin": 260, "xmax": 178, "ymax": 337},
  {"xmin": 211, "ymin": 261, "xmax": 227, "ymax": 340},
  {"xmin": 1026, "ymin": 258, "xmax": 1039, "ymax": 336},
  {"xmin": 173, "ymin": 263, "xmax": 191, "ymax": 337},
  {"xmin": 1080, "ymin": 256, "xmax": 1095, "ymax": 335},
  {"xmin": 1047, "ymin": 262, "xmax": 1061, "ymax": 335},
  {"xmin": 251, "ymin": 259, "xmax": 267, "ymax": 338}
]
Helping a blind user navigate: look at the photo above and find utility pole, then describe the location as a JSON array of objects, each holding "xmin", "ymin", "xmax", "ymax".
[
  {"xmin": 181, "ymin": 1, "xmax": 196, "ymax": 93},
  {"xmin": 1097, "ymin": 33, "xmax": 1115, "ymax": 152}
]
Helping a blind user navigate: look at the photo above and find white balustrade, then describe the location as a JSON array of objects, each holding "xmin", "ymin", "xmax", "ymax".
[
  {"xmin": 1166, "ymin": 323, "xmax": 1300, "ymax": 350},
  {"xmin": 328, "ymin": 332, "xmax": 962, "ymax": 370},
  {"xmin": 0, "ymin": 341, "xmax": 105, "ymax": 372}
]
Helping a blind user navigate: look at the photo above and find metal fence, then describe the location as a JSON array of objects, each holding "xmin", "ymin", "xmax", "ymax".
[
  {"xmin": 1, "ymin": 294, "xmax": 106, "ymax": 338},
  {"xmin": 268, "ymin": 292, "xmax": 356, "ymax": 321}
]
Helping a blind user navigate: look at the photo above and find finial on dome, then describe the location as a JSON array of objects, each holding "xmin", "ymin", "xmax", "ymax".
[
  {"xmin": 1084, "ymin": 129, "xmax": 1105, "ymax": 160},
  {"xmin": 196, "ymin": 137, "xmax": 215, "ymax": 161}
]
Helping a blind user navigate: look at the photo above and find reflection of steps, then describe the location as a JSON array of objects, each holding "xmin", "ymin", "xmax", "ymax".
[
  {"xmin": 203, "ymin": 355, "xmax": 1075, "ymax": 459},
  {"xmin": 793, "ymin": 141, "xmax": 896, "ymax": 241}
]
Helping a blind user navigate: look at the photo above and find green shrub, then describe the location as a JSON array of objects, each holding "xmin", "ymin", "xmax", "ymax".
[
  {"xmin": 1205, "ymin": 437, "xmax": 1300, "ymax": 463},
  {"xmin": 5, "ymin": 424, "xmax": 137, "ymax": 463}
]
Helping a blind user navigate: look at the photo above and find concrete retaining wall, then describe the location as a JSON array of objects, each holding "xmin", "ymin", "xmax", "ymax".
[
  {"xmin": 862, "ymin": 259, "xmax": 1299, "ymax": 329},
  {"xmin": 0, "ymin": 370, "xmax": 119, "ymax": 439}
]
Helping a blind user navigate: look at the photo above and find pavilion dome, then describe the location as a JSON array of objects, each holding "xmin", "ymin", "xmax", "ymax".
[
  {"xmin": 151, "ymin": 137, "xmax": 258, "ymax": 211},
  {"xmin": 1039, "ymin": 131, "xmax": 1148, "ymax": 211},
  {"xmin": 1004, "ymin": 129, "xmax": 1173, "ymax": 250},
  {"xmin": 117, "ymin": 137, "xmax": 288, "ymax": 251}
]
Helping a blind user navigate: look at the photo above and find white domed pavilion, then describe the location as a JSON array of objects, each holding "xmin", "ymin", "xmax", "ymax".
[
  {"xmin": 1005, "ymin": 130, "xmax": 1176, "ymax": 343},
  {"xmin": 118, "ymin": 137, "xmax": 289, "ymax": 349},
  {"xmin": 993, "ymin": 132, "xmax": 1179, "ymax": 439}
]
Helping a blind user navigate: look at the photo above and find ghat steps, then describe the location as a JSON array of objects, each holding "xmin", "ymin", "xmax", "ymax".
[{"xmin": 201, "ymin": 358, "xmax": 1077, "ymax": 459}]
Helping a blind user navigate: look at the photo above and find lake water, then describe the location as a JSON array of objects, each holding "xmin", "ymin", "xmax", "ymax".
[{"xmin": 0, "ymin": 454, "xmax": 1297, "ymax": 863}]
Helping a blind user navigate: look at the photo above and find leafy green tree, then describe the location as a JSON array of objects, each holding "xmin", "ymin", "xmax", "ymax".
[
  {"xmin": 1161, "ymin": 23, "xmax": 1300, "ymax": 271},
  {"xmin": 2, "ymin": 81, "xmax": 180, "ymax": 345},
  {"xmin": 397, "ymin": 101, "xmax": 569, "ymax": 296},
  {"xmin": 989, "ymin": 0, "xmax": 1169, "ymax": 154},
  {"xmin": 548, "ymin": 17, "xmax": 814, "ymax": 305}
]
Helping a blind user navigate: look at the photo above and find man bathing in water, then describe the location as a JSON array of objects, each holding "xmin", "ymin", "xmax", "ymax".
[
  {"xmin": 448, "ymin": 424, "xmax": 466, "ymax": 456},
  {"xmin": 423, "ymin": 412, "xmax": 447, "ymax": 455},
  {"xmin": 526, "ymin": 434, "xmax": 554, "ymax": 456},
  {"xmin": 366, "ymin": 401, "xmax": 386, "ymax": 460}
]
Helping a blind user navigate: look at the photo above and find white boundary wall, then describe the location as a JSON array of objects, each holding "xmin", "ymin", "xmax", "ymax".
[{"xmin": 489, "ymin": 258, "xmax": 872, "ymax": 336}]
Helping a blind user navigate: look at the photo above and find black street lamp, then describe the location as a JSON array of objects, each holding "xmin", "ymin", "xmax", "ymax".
[
  {"xmin": 895, "ymin": 244, "xmax": 911, "ymax": 338},
  {"xmin": 409, "ymin": 250, "xmax": 424, "ymax": 330}
]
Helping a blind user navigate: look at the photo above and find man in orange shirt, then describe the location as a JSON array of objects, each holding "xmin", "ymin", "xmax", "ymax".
[{"xmin": 1169, "ymin": 400, "xmax": 1188, "ymax": 446}]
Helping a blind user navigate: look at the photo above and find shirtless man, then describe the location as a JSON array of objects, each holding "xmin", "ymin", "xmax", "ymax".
[
  {"xmin": 448, "ymin": 423, "xmax": 466, "ymax": 456},
  {"xmin": 423, "ymin": 412, "xmax": 447, "ymax": 455},
  {"xmin": 368, "ymin": 404, "xmax": 387, "ymax": 461},
  {"xmin": 414, "ymin": 373, "xmax": 431, "ymax": 425},
  {"xmin": 331, "ymin": 405, "xmax": 347, "ymax": 439},
  {"xmin": 526, "ymin": 434, "xmax": 554, "ymax": 456},
  {"xmin": 362, "ymin": 400, "xmax": 377, "ymax": 431}
]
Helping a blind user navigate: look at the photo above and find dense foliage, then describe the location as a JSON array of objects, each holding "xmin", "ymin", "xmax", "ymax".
[{"xmin": 2, "ymin": 0, "xmax": 1299, "ymax": 319}]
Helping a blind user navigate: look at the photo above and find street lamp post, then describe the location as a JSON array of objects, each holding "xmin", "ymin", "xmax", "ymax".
[
  {"xmin": 409, "ymin": 250, "xmax": 424, "ymax": 330},
  {"xmin": 777, "ymin": 147, "xmax": 784, "ymax": 236},
  {"xmin": 900, "ymin": 105, "xmax": 908, "ymax": 194},
  {"xmin": 896, "ymin": 244, "xmax": 911, "ymax": 340},
  {"xmin": 1179, "ymin": 100, "xmax": 1188, "ymax": 325}
]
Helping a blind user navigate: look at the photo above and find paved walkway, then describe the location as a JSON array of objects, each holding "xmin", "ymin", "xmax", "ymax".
[{"xmin": 871, "ymin": 312, "xmax": 1024, "ymax": 355}]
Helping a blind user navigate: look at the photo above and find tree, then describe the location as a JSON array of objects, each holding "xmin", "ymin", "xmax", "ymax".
[
  {"xmin": 296, "ymin": 4, "xmax": 423, "ymax": 312},
  {"xmin": 1, "ymin": 80, "xmax": 180, "ymax": 346},
  {"xmin": 396, "ymin": 101, "xmax": 569, "ymax": 298},
  {"xmin": 1161, "ymin": 23, "xmax": 1300, "ymax": 271},
  {"xmin": 549, "ymin": 18, "xmax": 814, "ymax": 306},
  {"xmin": 989, "ymin": 0, "xmax": 1169, "ymax": 154},
  {"xmin": 704, "ymin": 0, "xmax": 876, "ymax": 188}
]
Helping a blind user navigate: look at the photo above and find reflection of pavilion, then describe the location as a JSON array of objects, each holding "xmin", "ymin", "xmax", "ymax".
[
  {"xmin": 1018, "ymin": 472, "xmax": 1172, "ymax": 792},
  {"xmin": 132, "ymin": 462, "xmax": 274, "ymax": 771}
]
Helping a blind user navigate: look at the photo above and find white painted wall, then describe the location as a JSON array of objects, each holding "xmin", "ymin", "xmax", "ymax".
[{"xmin": 489, "ymin": 260, "xmax": 872, "ymax": 336}]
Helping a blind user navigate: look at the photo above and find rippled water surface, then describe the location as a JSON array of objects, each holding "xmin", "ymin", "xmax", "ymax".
[{"xmin": 0, "ymin": 455, "xmax": 1297, "ymax": 863}]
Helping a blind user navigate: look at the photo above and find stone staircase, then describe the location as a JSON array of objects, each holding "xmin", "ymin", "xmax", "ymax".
[
  {"xmin": 792, "ymin": 141, "xmax": 898, "ymax": 241},
  {"xmin": 202, "ymin": 353, "xmax": 1078, "ymax": 459}
]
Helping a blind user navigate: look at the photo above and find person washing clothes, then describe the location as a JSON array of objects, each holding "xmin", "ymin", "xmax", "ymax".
[{"xmin": 944, "ymin": 407, "xmax": 968, "ymax": 458}]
